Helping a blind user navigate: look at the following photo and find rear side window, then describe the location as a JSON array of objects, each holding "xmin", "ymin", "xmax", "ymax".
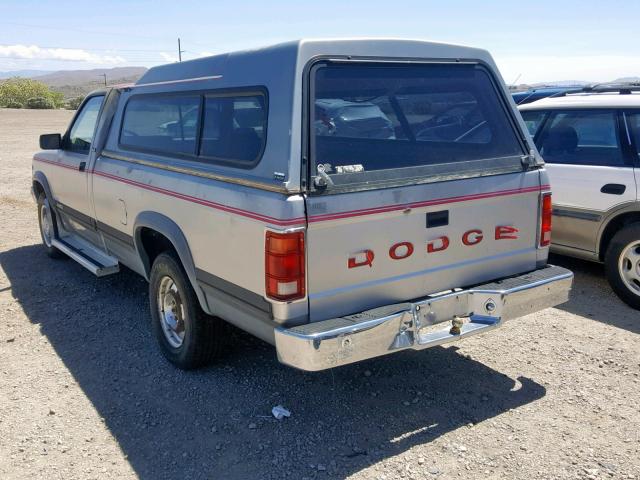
[
  {"xmin": 520, "ymin": 110, "xmax": 547, "ymax": 137},
  {"xmin": 121, "ymin": 95, "xmax": 200, "ymax": 155},
  {"xmin": 200, "ymin": 95, "xmax": 266, "ymax": 164},
  {"xmin": 537, "ymin": 110, "xmax": 624, "ymax": 166},
  {"xmin": 310, "ymin": 62, "xmax": 525, "ymax": 190}
]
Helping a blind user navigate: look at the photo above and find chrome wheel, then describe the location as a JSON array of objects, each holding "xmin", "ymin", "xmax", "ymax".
[
  {"xmin": 40, "ymin": 202, "xmax": 54, "ymax": 248},
  {"xmin": 157, "ymin": 276, "xmax": 186, "ymax": 348},
  {"xmin": 618, "ymin": 240, "xmax": 640, "ymax": 296}
]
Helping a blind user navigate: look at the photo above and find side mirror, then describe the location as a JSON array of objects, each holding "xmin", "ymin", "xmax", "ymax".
[{"xmin": 39, "ymin": 133, "xmax": 62, "ymax": 150}]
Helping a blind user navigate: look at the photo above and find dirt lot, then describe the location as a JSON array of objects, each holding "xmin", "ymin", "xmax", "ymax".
[{"xmin": 0, "ymin": 109, "xmax": 639, "ymax": 480}]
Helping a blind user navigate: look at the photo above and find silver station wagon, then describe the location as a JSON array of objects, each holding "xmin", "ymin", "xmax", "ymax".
[{"xmin": 32, "ymin": 39, "xmax": 573, "ymax": 371}]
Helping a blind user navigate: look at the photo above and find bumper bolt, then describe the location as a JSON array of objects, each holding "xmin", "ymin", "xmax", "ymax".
[{"xmin": 485, "ymin": 299, "xmax": 497, "ymax": 314}]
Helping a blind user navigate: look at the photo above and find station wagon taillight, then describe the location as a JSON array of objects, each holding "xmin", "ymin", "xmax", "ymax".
[
  {"xmin": 539, "ymin": 192, "xmax": 552, "ymax": 247},
  {"xmin": 265, "ymin": 231, "xmax": 305, "ymax": 301}
]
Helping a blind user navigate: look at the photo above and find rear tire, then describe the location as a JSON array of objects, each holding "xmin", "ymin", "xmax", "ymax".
[
  {"xmin": 149, "ymin": 252, "xmax": 224, "ymax": 369},
  {"xmin": 36, "ymin": 192, "xmax": 64, "ymax": 259},
  {"xmin": 604, "ymin": 224, "xmax": 640, "ymax": 310}
]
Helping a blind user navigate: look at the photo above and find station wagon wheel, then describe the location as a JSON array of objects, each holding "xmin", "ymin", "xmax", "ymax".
[
  {"xmin": 149, "ymin": 251, "xmax": 224, "ymax": 369},
  {"xmin": 36, "ymin": 192, "xmax": 64, "ymax": 259},
  {"xmin": 618, "ymin": 241, "xmax": 640, "ymax": 295},
  {"xmin": 604, "ymin": 224, "xmax": 640, "ymax": 310}
]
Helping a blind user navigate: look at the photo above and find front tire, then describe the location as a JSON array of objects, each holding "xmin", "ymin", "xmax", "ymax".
[
  {"xmin": 149, "ymin": 252, "xmax": 224, "ymax": 369},
  {"xmin": 604, "ymin": 224, "xmax": 640, "ymax": 310},
  {"xmin": 36, "ymin": 192, "xmax": 64, "ymax": 259}
]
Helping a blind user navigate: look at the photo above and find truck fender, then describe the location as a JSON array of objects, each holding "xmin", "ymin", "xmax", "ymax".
[
  {"xmin": 32, "ymin": 170, "xmax": 55, "ymax": 203},
  {"xmin": 133, "ymin": 211, "xmax": 210, "ymax": 313}
]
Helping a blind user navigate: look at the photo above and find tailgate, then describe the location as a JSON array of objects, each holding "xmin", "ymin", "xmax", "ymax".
[{"xmin": 305, "ymin": 171, "xmax": 544, "ymax": 321}]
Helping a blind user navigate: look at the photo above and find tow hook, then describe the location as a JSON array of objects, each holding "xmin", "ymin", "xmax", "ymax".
[{"xmin": 450, "ymin": 316, "xmax": 464, "ymax": 335}]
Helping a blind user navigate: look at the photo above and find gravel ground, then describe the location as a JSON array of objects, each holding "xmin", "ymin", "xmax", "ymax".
[{"xmin": 0, "ymin": 109, "xmax": 639, "ymax": 480}]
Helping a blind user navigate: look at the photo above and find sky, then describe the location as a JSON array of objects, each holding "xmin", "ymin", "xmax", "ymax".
[{"xmin": 0, "ymin": 0, "xmax": 639, "ymax": 84}]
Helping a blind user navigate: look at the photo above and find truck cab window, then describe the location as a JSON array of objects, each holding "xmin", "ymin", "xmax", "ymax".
[{"xmin": 67, "ymin": 95, "xmax": 104, "ymax": 153}]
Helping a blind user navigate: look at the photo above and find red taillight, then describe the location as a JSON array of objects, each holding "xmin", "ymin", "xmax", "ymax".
[
  {"xmin": 539, "ymin": 192, "xmax": 552, "ymax": 247},
  {"xmin": 265, "ymin": 231, "xmax": 305, "ymax": 301}
]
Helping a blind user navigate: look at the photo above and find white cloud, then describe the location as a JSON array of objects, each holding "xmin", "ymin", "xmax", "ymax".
[
  {"xmin": 159, "ymin": 52, "xmax": 178, "ymax": 62},
  {"xmin": 0, "ymin": 44, "xmax": 125, "ymax": 65}
]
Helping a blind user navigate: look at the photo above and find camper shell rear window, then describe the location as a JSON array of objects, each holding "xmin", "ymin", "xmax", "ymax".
[{"xmin": 309, "ymin": 61, "xmax": 526, "ymax": 192}]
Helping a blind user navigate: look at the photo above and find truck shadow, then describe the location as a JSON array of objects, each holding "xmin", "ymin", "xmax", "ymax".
[
  {"xmin": 1, "ymin": 244, "xmax": 546, "ymax": 480},
  {"xmin": 549, "ymin": 254, "xmax": 640, "ymax": 334}
]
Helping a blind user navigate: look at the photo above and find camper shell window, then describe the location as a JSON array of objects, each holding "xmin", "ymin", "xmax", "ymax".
[{"xmin": 118, "ymin": 89, "xmax": 268, "ymax": 167}]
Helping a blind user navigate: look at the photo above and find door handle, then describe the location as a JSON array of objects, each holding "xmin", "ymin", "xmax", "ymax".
[
  {"xmin": 600, "ymin": 184, "xmax": 626, "ymax": 195},
  {"xmin": 78, "ymin": 161, "xmax": 86, "ymax": 172}
]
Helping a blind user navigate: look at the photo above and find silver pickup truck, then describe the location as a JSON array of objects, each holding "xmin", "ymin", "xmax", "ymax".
[{"xmin": 32, "ymin": 39, "xmax": 573, "ymax": 371}]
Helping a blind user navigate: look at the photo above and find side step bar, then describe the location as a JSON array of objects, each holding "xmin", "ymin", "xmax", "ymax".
[{"xmin": 52, "ymin": 238, "xmax": 119, "ymax": 277}]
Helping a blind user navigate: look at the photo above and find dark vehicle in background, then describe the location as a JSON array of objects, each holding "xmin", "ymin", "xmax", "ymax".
[
  {"xmin": 512, "ymin": 86, "xmax": 583, "ymax": 105},
  {"xmin": 314, "ymin": 99, "xmax": 395, "ymax": 139}
]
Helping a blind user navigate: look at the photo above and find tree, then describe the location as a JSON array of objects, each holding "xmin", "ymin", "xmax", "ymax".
[{"xmin": 0, "ymin": 77, "xmax": 63, "ymax": 109}]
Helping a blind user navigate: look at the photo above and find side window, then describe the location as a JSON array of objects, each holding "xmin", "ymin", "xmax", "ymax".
[
  {"xmin": 67, "ymin": 95, "xmax": 104, "ymax": 153},
  {"xmin": 625, "ymin": 111, "xmax": 640, "ymax": 159},
  {"xmin": 199, "ymin": 94, "xmax": 267, "ymax": 164},
  {"xmin": 520, "ymin": 110, "xmax": 547, "ymax": 137},
  {"xmin": 120, "ymin": 94, "xmax": 200, "ymax": 155},
  {"xmin": 537, "ymin": 110, "xmax": 625, "ymax": 166}
]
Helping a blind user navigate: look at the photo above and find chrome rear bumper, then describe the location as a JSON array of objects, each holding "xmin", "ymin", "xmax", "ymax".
[{"xmin": 275, "ymin": 265, "xmax": 573, "ymax": 371}]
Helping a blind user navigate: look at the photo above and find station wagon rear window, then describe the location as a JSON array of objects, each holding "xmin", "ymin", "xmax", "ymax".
[{"xmin": 310, "ymin": 62, "xmax": 525, "ymax": 190}]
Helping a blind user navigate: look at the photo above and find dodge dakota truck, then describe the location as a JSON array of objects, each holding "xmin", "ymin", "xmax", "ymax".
[{"xmin": 32, "ymin": 39, "xmax": 573, "ymax": 371}]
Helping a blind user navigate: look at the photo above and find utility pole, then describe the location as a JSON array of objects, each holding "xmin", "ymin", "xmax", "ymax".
[
  {"xmin": 178, "ymin": 37, "xmax": 185, "ymax": 62},
  {"xmin": 99, "ymin": 73, "xmax": 107, "ymax": 86}
]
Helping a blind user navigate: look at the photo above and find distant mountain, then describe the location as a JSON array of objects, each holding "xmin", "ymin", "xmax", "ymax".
[
  {"xmin": 530, "ymin": 80, "xmax": 591, "ymax": 87},
  {"xmin": 510, "ymin": 77, "xmax": 640, "ymax": 91},
  {"xmin": 612, "ymin": 76, "xmax": 640, "ymax": 83},
  {"xmin": 0, "ymin": 69, "xmax": 53, "ymax": 79},
  {"xmin": 35, "ymin": 67, "xmax": 147, "ymax": 87},
  {"xmin": 32, "ymin": 66, "xmax": 148, "ymax": 99},
  {"xmin": 0, "ymin": 66, "xmax": 147, "ymax": 99}
]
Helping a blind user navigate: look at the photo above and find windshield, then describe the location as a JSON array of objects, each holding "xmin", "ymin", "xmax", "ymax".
[{"xmin": 310, "ymin": 62, "xmax": 525, "ymax": 190}]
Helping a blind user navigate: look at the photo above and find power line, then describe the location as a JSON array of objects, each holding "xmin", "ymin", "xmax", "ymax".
[
  {"xmin": 0, "ymin": 42, "xmax": 170, "ymax": 53},
  {"xmin": 0, "ymin": 21, "xmax": 177, "ymax": 42},
  {"xmin": 0, "ymin": 56, "xmax": 163, "ymax": 62}
]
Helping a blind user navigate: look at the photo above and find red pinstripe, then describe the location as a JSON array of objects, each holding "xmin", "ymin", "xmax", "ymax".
[{"xmin": 33, "ymin": 157, "xmax": 548, "ymax": 226}]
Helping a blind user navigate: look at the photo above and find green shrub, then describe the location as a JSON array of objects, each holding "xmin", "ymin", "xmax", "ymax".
[
  {"xmin": 0, "ymin": 77, "xmax": 61, "ymax": 108},
  {"xmin": 26, "ymin": 96, "xmax": 55, "ymax": 109},
  {"xmin": 4, "ymin": 100, "xmax": 23, "ymax": 109},
  {"xmin": 66, "ymin": 96, "xmax": 84, "ymax": 110}
]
